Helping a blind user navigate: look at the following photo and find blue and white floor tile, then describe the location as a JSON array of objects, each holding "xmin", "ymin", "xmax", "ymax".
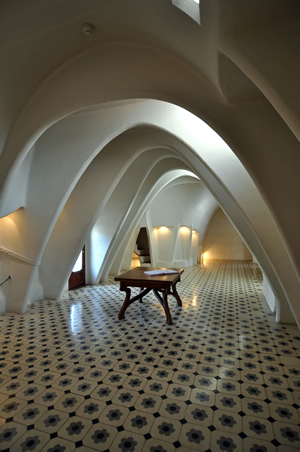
[{"xmin": 0, "ymin": 260, "xmax": 299, "ymax": 451}]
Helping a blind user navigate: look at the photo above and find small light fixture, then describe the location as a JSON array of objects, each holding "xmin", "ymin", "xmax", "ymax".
[{"xmin": 82, "ymin": 23, "xmax": 94, "ymax": 35}]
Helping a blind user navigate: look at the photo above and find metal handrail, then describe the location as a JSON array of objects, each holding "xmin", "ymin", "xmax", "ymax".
[
  {"xmin": 0, "ymin": 275, "xmax": 12, "ymax": 287},
  {"xmin": 134, "ymin": 247, "xmax": 149, "ymax": 257}
]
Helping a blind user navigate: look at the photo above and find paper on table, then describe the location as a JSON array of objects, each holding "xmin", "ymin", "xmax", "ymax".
[{"xmin": 144, "ymin": 269, "xmax": 179, "ymax": 276}]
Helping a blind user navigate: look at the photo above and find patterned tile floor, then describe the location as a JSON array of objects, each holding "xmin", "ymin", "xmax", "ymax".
[{"xmin": 0, "ymin": 260, "xmax": 300, "ymax": 452}]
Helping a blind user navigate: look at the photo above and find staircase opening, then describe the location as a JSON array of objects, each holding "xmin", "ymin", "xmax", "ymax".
[{"xmin": 132, "ymin": 227, "xmax": 151, "ymax": 267}]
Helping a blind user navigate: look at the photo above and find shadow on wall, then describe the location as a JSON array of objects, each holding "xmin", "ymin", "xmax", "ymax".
[{"xmin": 202, "ymin": 208, "xmax": 252, "ymax": 260}]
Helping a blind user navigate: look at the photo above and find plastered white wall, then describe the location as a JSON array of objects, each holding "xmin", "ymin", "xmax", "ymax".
[
  {"xmin": 203, "ymin": 208, "xmax": 252, "ymax": 260},
  {"xmin": 262, "ymin": 272, "xmax": 276, "ymax": 314},
  {"xmin": 146, "ymin": 181, "xmax": 217, "ymax": 268}
]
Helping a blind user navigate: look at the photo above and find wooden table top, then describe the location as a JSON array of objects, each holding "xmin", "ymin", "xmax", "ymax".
[{"xmin": 115, "ymin": 267, "xmax": 184, "ymax": 284}]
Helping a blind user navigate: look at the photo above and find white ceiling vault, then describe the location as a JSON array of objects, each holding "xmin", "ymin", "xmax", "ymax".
[{"xmin": 0, "ymin": 0, "xmax": 299, "ymax": 327}]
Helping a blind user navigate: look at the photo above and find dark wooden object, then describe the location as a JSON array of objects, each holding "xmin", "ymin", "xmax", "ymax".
[
  {"xmin": 114, "ymin": 267, "xmax": 184, "ymax": 325},
  {"xmin": 68, "ymin": 246, "xmax": 85, "ymax": 290}
]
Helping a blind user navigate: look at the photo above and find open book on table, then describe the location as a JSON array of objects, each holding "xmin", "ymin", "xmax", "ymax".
[{"xmin": 144, "ymin": 269, "xmax": 179, "ymax": 276}]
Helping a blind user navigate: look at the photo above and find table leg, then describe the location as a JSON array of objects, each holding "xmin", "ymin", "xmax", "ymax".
[
  {"xmin": 153, "ymin": 289, "xmax": 173, "ymax": 325},
  {"xmin": 171, "ymin": 281, "xmax": 182, "ymax": 306},
  {"xmin": 118, "ymin": 287, "xmax": 152, "ymax": 320},
  {"xmin": 139, "ymin": 287, "xmax": 144, "ymax": 302},
  {"xmin": 118, "ymin": 287, "xmax": 131, "ymax": 320}
]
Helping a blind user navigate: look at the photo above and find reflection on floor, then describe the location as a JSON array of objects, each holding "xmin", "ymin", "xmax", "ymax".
[{"xmin": 0, "ymin": 260, "xmax": 299, "ymax": 452}]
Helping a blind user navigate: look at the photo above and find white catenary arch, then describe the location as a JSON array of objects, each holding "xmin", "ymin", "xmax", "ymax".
[{"xmin": 0, "ymin": 98, "xmax": 298, "ymax": 328}]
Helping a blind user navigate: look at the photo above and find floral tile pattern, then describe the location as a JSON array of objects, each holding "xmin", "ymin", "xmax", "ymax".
[
  {"xmin": 180, "ymin": 424, "xmax": 212, "ymax": 450},
  {"xmin": 111, "ymin": 430, "xmax": 145, "ymax": 452},
  {"xmin": 82, "ymin": 422, "xmax": 117, "ymax": 450},
  {"xmin": 0, "ymin": 260, "xmax": 299, "ymax": 451},
  {"xmin": 10, "ymin": 428, "xmax": 49, "ymax": 452},
  {"xmin": 34, "ymin": 409, "xmax": 69, "ymax": 434},
  {"xmin": 13, "ymin": 403, "xmax": 48, "ymax": 426},
  {"xmin": 40, "ymin": 437, "xmax": 76, "ymax": 452},
  {"xmin": 0, "ymin": 421, "xmax": 27, "ymax": 449}
]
